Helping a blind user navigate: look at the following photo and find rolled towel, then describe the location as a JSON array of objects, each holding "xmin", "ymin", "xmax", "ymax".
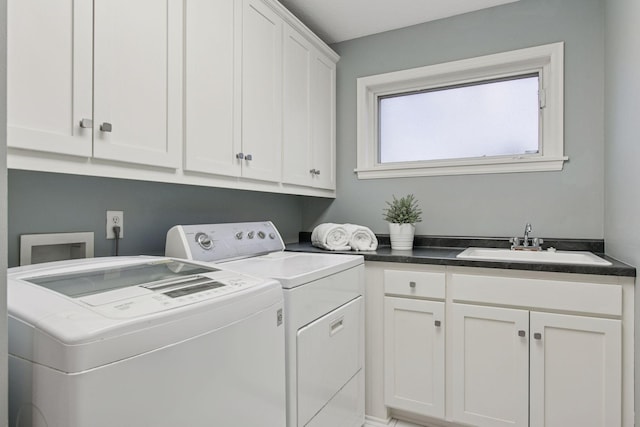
[
  {"xmin": 311, "ymin": 223, "xmax": 351, "ymax": 251},
  {"xmin": 344, "ymin": 224, "xmax": 378, "ymax": 251}
]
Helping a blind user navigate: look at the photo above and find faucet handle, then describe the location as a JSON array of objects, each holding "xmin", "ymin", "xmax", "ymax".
[
  {"xmin": 510, "ymin": 237, "xmax": 520, "ymax": 247},
  {"xmin": 533, "ymin": 237, "xmax": 544, "ymax": 247}
]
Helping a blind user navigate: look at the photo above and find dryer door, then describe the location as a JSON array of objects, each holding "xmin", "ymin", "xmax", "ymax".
[{"xmin": 296, "ymin": 296, "xmax": 363, "ymax": 426}]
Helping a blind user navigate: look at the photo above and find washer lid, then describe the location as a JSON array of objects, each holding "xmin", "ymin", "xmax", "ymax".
[
  {"xmin": 8, "ymin": 256, "xmax": 284, "ymax": 373},
  {"xmin": 224, "ymin": 252, "xmax": 363, "ymax": 289}
]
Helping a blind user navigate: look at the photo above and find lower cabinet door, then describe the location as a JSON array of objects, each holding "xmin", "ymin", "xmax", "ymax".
[
  {"xmin": 529, "ymin": 312, "xmax": 622, "ymax": 427},
  {"xmin": 384, "ymin": 296, "xmax": 445, "ymax": 418},
  {"xmin": 452, "ymin": 303, "xmax": 529, "ymax": 427}
]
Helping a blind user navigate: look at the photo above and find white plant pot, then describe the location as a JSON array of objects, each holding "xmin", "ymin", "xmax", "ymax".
[{"xmin": 388, "ymin": 223, "xmax": 415, "ymax": 250}]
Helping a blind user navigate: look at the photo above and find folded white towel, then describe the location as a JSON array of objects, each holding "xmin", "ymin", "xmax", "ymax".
[
  {"xmin": 311, "ymin": 223, "xmax": 351, "ymax": 251},
  {"xmin": 344, "ymin": 223, "xmax": 378, "ymax": 251}
]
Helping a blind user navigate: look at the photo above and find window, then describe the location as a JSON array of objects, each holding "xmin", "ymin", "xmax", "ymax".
[{"xmin": 356, "ymin": 42, "xmax": 566, "ymax": 178}]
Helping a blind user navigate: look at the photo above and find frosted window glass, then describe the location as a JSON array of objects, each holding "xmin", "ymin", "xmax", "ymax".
[{"xmin": 379, "ymin": 75, "xmax": 539, "ymax": 163}]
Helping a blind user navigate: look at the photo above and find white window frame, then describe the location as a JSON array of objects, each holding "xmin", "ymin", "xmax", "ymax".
[{"xmin": 355, "ymin": 42, "xmax": 566, "ymax": 179}]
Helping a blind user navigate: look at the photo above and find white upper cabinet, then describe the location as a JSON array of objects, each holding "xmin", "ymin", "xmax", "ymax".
[
  {"xmin": 282, "ymin": 25, "xmax": 313, "ymax": 186},
  {"xmin": 93, "ymin": 0, "xmax": 182, "ymax": 168},
  {"xmin": 8, "ymin": 0, "xmax": 182, "ymax": 169},
  {"xmin": 282, "ymin": 24, "xmax": 337, "ymax": 190},
  {"xmin": 7, "ymin": 0, "xmax": 339, "ymax": 196},
  {"xmin": 241, "ymin": 0, "xmax": 283, "ymax": 183},
  {"xmin": 184, "ymin": 0, "xmax": 242, "ymax": 177},
  {"xmin": 310, "ymin": 54, "xmax": 337, "ymax": 190},
  {"xmin": 7, "ymin": 0, "xmax": 93, "ymax": 156}
]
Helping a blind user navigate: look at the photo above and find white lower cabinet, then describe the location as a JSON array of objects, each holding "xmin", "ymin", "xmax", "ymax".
[
  {"xmin": 375, "ymin": 263, "xmax": 632, "ymax": 427},
  {"xmin": 384, "ymin": 297, "xmax": 445, "ymax": 418},
  {"xmin": 383, "ymin": 269, "xmax": 446, "ymax": 419},
  {"xmin": 453, "ymin": 305, "xmax": 621, "ymax": 427},
  {"xmin": 452, "ymin": 304, "xmax": 529, "ymax": 427},
  {"xmin": 529, "ymin": 312, "xmax": 621, "ymax": 427}
]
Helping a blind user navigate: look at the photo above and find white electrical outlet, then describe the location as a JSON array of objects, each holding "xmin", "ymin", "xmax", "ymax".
[{"xmin": 106, "ymin": 211, "xmax": 124, "ymax": 239}]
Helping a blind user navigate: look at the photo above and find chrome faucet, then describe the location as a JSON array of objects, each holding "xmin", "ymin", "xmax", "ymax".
[
  {"xmin": 523, "ymin": 223, "xmax": 532, "ymax": 247},
  {"xmin": 510, "ymin": 223, "xmax": 543, "ymax": 250}
]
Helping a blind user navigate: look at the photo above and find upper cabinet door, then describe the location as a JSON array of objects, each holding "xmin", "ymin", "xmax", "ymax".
[
  {"xmin": 241, "ymin": 0, "xmax": 283, "ymax": 182},
  {"xmin": 282, "ymin": 25, "xmax": 313, "ymax": 187},
  {"xmin": 7, "ymin": 0, "xmax": 93, "ymax": 157},
  {"xmin": 311, "ymin": 54, "xmax": 337, "ymax": 190},
  {"xmin": 93, "ymin": 0, "xmax": 182, "ymax": 169},
  {"xmin": 184, "ymin": 0, "xmax": 242, "ymax": 178}
]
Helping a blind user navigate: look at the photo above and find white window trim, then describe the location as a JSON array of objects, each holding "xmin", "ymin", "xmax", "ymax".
[{"xmin": 355, "ymin": 42, "xmax": 567, "ymax": 179}]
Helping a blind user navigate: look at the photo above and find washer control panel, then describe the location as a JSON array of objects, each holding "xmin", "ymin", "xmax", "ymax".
[{"xmin": 166, "ymin": 221, "xmax": 285, "ymax": 263}]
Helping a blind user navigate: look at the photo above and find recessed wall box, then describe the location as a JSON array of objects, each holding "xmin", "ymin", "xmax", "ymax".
[{"xmin": 20, "ymin": 232, "xmax": 95, "ymax": 266}]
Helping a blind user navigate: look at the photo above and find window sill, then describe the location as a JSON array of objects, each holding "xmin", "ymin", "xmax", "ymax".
[{"xmin": 354, "ymin": 156, "xmax": 568, "ymax": 179}]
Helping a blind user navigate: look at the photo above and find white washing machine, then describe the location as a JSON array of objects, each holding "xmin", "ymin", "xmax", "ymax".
[
  {"xmin": 166, "ymin": 222, "xmax": 365, "ymax": 427},
  {"xmin": 8, "ymin": 256, "xmax": 286, "ymax": 427}
]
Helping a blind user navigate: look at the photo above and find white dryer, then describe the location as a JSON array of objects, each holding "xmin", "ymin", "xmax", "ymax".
[
  {"xmin": 8, "ymin": 256, "xmax": 286, "ymax": 427},
  {"xmin": 166, "ymin": 222, "xmax": 365, "ymax": 427}
]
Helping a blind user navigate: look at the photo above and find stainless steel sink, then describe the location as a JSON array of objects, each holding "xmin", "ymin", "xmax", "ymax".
[{"xmin": 456, "ymin": 247, "xmax": 612, "ymax": 266}]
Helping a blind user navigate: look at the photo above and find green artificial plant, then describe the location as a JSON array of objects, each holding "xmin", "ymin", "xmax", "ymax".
[{"xmin": 382, "ymin": 194, "xmax": 423, "ymax": 224}]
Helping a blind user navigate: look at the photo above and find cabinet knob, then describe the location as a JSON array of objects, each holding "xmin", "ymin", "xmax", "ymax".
[
  {"xmin": 518, "ymin": 330, "xmax": 526, "ymax": 337},
  {"xmin": 534, "ymin": 332, "xmax": 542, "ymax": 340},
  {"xmin": 409, "ymin": 281, "xmax": 416, "ymax": 288},
  {"xmin": 245, "ymin": 154, "xmax": 253, "ymax": 161},
  {"xmin": 434, "ymin": 320, "xmax": 441, "ymax": 327},
  {"xmin": 79, "ymin": 118, "xmax": 93, "ymax": 128},
  {"xmin": 314, "ymin": 169, "xmax": 320, "ymax": 175},
  {"xmin": 310, "ymin": 169, "xmax": 316, "ymax": 175},
  {"xmin": 99, "ymin": 122, "xmax": 112, "ymax": 132},
  {"xmin": 236, "ymin": 152, "xmax": 244, "ymax": 160}
]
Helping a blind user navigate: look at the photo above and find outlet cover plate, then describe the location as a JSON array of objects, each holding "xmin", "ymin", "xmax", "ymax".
[{"xmin": 106, "ymin": 210, "xmax": 124, "ymax": 239}]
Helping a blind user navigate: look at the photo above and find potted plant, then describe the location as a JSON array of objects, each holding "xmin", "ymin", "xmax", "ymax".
[{"xmin": 383, "ymin": 194, "xmax": 423, "ymax": 250}]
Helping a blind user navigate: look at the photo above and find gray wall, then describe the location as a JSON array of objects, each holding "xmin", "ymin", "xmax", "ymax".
[
  {"xmin": 302, "ymin": 0, "xmax": 605, "ymax": 240},
  {"xmin": 7, "ymin": 170, "xmax": 305, "ymax": 267},
  {"xmin": 1, "ymin": 0, "xmax": 7, "ymax": 422},
  {"xmin": 603, "ymin": 0, "xmax": 640, "ymax": 424}
]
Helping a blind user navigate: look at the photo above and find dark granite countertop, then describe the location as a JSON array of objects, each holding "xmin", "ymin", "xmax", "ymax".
[{"xmin": 286, "ymin": 236, "xmax": 636, "ymax": 277}]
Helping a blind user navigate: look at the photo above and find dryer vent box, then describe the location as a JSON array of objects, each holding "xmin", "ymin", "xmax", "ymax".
[{"xmin": 20, "ymin": 232, "xmax": 95, "ymax": 266}]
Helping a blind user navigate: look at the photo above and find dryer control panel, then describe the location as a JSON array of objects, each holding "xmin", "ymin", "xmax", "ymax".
[{"xmin": 166, "ymin": 222, "xmax": 285, "ymax": 263}]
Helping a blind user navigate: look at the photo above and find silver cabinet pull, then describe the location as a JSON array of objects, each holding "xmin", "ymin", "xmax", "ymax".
[
  {"xmin": 409, "ymin": 281, "xmax": 416, "ymax": 288},
  {"xmin": 245, "ymin": 154, "xmax": 253, "ymax": 161},
  {"xmin": 434, "ymin": 320, "xmax": 441, "ymax": 327},
  {"xmin": 518, "ymin": 330, "xmax": 526, "ymax": 337},
  {"xmin": 236, "ymin": 152, "xmax": 244, "ymax": 160},
  {"xmin": 99, "ymin": 122, "xmax": 112, "ymax": 132},
  {"xmin": 79, "ymin": 118, "xmax": 93, "ymax": 128},
  {"xmin": 534, "ymin": 332, "xmax": 542, "ymax": 340},
  {"xmin": 314, "ymin": 169, "xmax": 320, "ymax": 175},
  {"xmin": 310, "ymin": 169, "xmax": 317, "ymax": 175}
]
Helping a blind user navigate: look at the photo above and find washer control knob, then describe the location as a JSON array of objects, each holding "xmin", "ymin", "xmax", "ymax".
[
  {"xmin": 269, "ymin": 233, "xmax": 276, "ymax": 239},
  {"xmin": 257, "ymin": 231, "xmax": 266, "ymax": 239},
  {"xmin": 235, "ymin": 231, "xmax": 244, "ymax": 240},
  {"xmin": 195, "ymin": 232, "xmax": 213, "ymax": 250},
  {"xmin": 248, "ymin": 231, "xmax": 255, "ymax": 239}
]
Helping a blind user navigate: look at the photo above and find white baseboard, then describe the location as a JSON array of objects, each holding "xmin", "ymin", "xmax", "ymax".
[{"xmin": 364, "ymin": 415, "xmax": 394, "ymax": 426}]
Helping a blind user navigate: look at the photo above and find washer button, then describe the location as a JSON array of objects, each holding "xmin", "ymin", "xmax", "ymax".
[
  {"xmin": 235, "ymin": 231, "xmax": 244, "ymax": 240},
  {"xmin": 258, "ymin": 231, "xmax": 266, "ymax": 239},
  {"xmin": 248, "ymin": 231, "xmax": 255, "ymax": 239}
]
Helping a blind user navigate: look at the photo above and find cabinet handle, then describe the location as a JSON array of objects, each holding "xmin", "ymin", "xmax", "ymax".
[
  {"xmin": 310, "ymin": 169, "xmax": 317, "ymax": 175},
  {"xmin": 79, "ymin": 118, "xmax": 93, "ymax": 128},
  {"xmin": 434, "ymin": 320, "xmax": 441, "ymax": 327},
  {"xmin": 534, "ymin": 332, "xmax": 542, "ymax": 340},
  {"xmin": 99, "ymin": 122, "xmax": 112, "ymax": 132},
  {"xmin": 409, "ymin": 281, "xmax": 416, "ymax": 288},
  {"xmin": 518, "ymin": 330, "xmax": 526, "ymax": 337},
  {"xmin": 314, "ymin": 169, "xmax": 321, "ymax": 175},
  {"xmin": 236, "ymin": 152, "xmax": 244, "ymax": 160},
  {"xmin": 245, "ymin": 154, "xmax": 253, "ymax": 161}
]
